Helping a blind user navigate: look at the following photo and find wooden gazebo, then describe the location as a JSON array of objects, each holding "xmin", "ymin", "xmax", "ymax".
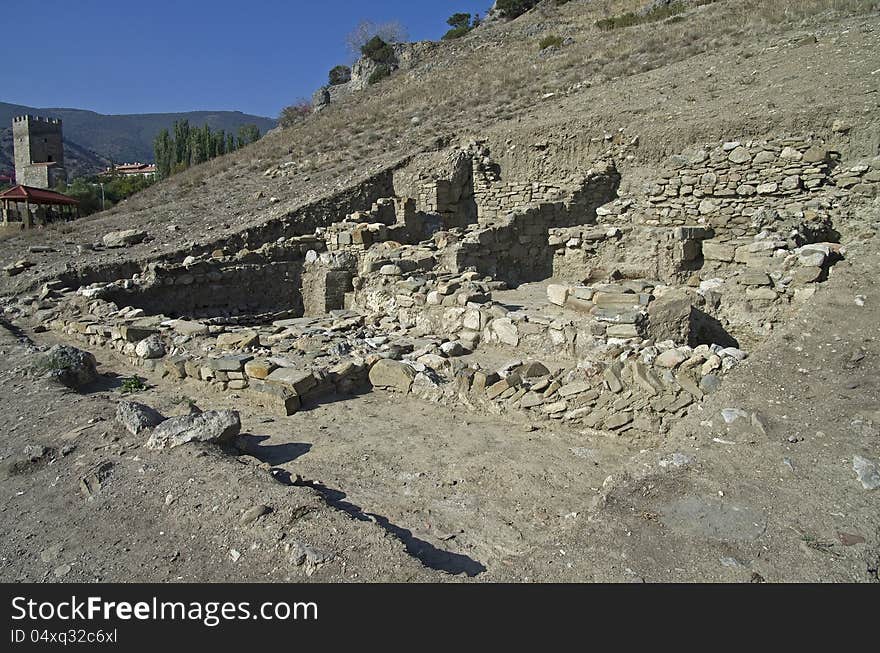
[{"xmin": 0, "ymin": 184, "xmax": 79, "ymax": 231}]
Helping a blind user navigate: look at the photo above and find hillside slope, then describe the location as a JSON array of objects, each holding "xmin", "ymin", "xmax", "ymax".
[{"xmin": 1, "ymin": 0, "xmax": 876, "ymax": 284}]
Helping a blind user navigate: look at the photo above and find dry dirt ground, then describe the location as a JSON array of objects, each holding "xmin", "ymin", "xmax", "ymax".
[{"xmin": 2, "ymin": 218, "xmax": 877, "ymax": 583}]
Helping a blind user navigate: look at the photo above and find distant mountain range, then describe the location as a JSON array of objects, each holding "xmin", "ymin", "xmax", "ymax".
[{"xmin": 0, "ymin": 101, "xmax": 277, "ymax": 179}]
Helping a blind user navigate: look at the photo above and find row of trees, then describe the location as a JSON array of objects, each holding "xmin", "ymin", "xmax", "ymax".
[
  {"xmin": 152, "ymin": 120, "xmax": 262, "ymax": 178},
  {"xmin": 54, "ymin": 173, "xmax": 157, "ymax": 217}
]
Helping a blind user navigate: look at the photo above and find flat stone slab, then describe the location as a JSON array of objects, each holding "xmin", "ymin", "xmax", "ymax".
[
  {"xmin": 265, "ymin": 368, "xmax": 317, "ymax": 395},
  {"xmin": 207, "ymin": 355, "xmax": 254, "ymax": 372},
  {"xmin": 167, "ymin": 319, "xmax": 209, "ymax": 336},
  {"xmin": 558, "ymin": 381, "xmax": 591, "ymax": 398}
]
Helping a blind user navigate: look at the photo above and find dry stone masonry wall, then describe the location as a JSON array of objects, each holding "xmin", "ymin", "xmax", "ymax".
[{"xmin": 12, "ymin": 132, "xmax": 880, "ymax": 443}]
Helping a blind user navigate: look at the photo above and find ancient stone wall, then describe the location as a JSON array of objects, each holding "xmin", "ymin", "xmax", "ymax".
[
  {"xmin": 301, "ymin": 265, "xmax": 352, "ymax": 316},
  {"xmin": 392, "ymin": 149, "xmax": 477, "ymax": 229},
  {"xmin": 549, "ymin": 224, "xmax": 711, "ymax": 284},
  {"xmin": 640, "ymin": 137, "xmax": 838, "ymax": 237},
  {"xmin": 471, "ymin": 154, "xmax": 571, "ymax": 223},
  {"xmin": 448, "ymin": 162, "xmax": 620, "ymax": 285},
  {"xmin": 189, "ymin": 168, "xmax": 397, "ymax": 261},
  {"xmin": 97, "ymin": 237, "xmax": 326, "ymax": 318},
  {"xmin": 49, "ymin": 168, "xmax": 397, "ymax": 296},
  {"xmin": 105, "ymin": 259, "xmax": 306, "ymax": 318}
]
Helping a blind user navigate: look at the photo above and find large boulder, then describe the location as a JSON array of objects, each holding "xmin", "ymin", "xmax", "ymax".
[
  {"xmin": 37, "ymin": 345, "xmax": 98, "ymax": 389},
  {"xmin": 102, "ymin": 229, "xmax": 147, "ymax": 248},
  {"xmin": 116, "ymin": 401, "xmax": 165, "ymax": 436},
  {"xmin": 135, "ymin": 334, "xmax": 165, "ymax": 359},
  {"xmin": 146, "ymin": 410, "xmax": 241, "ymax": 450},
  {"xmin": 368, "ymin": 359, "xmax": 416, "ymax": 393},
  {"xmin": 647, "ymin": 289, "xmax": 695, "ymax": 344}
]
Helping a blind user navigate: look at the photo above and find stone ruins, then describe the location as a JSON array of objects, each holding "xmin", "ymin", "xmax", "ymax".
[{"xmin": 19, "ymin": 132, "xmax": 879, "ymax": 440}]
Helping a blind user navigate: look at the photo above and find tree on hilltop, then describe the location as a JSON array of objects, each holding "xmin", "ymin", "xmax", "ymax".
[
  {"xmin": 495, "ymin": 0, "xmax": 540, "ymax": 19},
  {"xmin": 345, "ymin": 19, "xmax": 408, "ymax": 60},
  {"xmin": 443, "ymin": 12, "xmax": 480, "ymax": 39}
]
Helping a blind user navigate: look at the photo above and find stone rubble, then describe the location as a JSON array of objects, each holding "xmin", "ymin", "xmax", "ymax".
[{"xmin": 10, "ymin": 134, "xmax": 878, "ymax": 439}]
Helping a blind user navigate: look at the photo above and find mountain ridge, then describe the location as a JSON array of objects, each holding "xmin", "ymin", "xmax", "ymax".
[{"xmin": 0, "ymin": 101, "xmax": 277, "ymax": 178}]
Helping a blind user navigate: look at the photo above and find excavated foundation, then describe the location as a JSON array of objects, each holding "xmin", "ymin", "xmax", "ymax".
[{"xmin": 27, "ymin": 134, "xmax": 868, "ymax": 440}]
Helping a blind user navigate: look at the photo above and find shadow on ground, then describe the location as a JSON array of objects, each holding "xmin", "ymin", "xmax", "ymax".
[
  {"xmin": 299, "ymin": 479, "xmax": 487, "ymax": 577},
  {"xmin": 235, "ymin": 434, "xmax": 312, "ymax": 465}
]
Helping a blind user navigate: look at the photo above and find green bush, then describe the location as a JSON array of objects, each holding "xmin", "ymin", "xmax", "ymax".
[
  {"xmin": 443, "ymin": 12, "xmax": 480, "ymax": 39},
  {"xmin": 367, "ymin": 64, "xmax": 392, "ymax": 85},
  {"xmin": 596, "ymin": 1, "xmax": 703, "ymax": 31},
  {"xmin": 120, "ymin": 375, "xmax": 148, "ymax": 394},
  {"xmin": 539, "ymin": 34, "xmax": 564, "ymax": 50},
  {"xmin": 361, "ymin": 36, "xmax": 395, "ymax": 64},
  {"xmin": 495, "ymin": 0, "xmax": 540, "ymax": 19},
  {"xmin": 443, "ymin": 25, "xmax": 472, "ymax": 40},
  {"xmin": 278, "ymin": 100, "xmax": 312, "ymax": 128},
  {"xmin": 328, "ymin": 65, "xmax": 352, "ymax": 86}
]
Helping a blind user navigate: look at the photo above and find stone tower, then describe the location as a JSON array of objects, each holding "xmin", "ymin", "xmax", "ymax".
[{"xmin": 12, "ymin": 115, "xmax": 67, "ymax": 189}]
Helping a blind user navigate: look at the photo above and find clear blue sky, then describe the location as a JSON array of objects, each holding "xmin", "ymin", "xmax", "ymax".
[{"xmin": 2, "ymin": 0, "xmax": 490, "ymax": 118}]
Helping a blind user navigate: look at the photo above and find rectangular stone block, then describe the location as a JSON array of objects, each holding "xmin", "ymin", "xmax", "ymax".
[
  {"xmin": 265, "ymin": 368, "xmax": 317, "ymax": 396},
  {"xmin": 119, "ymin": 326, "xmax": 157, "ymax": 343},
  {"xmin": 701, "ymin": 242, "xmax": 735, "ymax": 262},
  {"xmin": 249, "ymin": 380, "xmax": 301, "ymax": 416},
  {"xmin": 208, "ymin": 354, "xmax": 254, "ymax": 372}
]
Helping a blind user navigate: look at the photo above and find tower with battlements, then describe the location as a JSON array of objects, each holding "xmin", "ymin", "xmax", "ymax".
[{"xmin": 12, "ymin": 115, "xmax": 67, "ymax": 189}]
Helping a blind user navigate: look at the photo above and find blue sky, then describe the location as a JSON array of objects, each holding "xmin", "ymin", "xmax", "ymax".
[{"xmin": 2, "ymin": 0, "xmax": 490, "ymax": 118}]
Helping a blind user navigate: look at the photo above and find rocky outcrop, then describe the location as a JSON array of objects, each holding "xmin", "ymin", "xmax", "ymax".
[{"xmin": 312, "ymin": 42, "xmax": 437, "ymax": 111}]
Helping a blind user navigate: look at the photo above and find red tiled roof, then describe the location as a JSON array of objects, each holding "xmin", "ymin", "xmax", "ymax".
[
  {"xmin": 0, "ymin": 185, "xmax": 79, "ymax": 206},
  {"xmin": 100, "ymin": 163, "xmax": 157, "ymax": 176}
]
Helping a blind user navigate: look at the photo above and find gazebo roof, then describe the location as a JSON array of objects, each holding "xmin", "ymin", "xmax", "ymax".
[{"xmin": 0, "ymin": 184, "xmax": 79, "ymax": 206}]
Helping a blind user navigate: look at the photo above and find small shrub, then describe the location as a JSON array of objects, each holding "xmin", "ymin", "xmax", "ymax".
[
  {"xmin": 279, "ymin": 100, "xmax": 312, "ymax": 128},
  {"xmin": 361, "ymin": 36, "xmax": 395, "ymax": 64},
  {"xmin": 596, "ymin": 0, "xmax": 718, "ymax": 30},
  {"xmin": 120, "ymin": 375, "xmax": 148, "ymax": 394},
  {"xmin": 346, "ymin": 19, "xmax": 408, "ymax": 59},
  {"xmin": 328, "ymin": 65, "xmax": 352, "ymax": 86},
  {"xmin": 495, "ymin": 0, "xmax": 540, "ymax": 19},
  {"xmin": 443, "ymin": 25, "xmax": 472, "ymax": 40},
  {"xmin": 539, "ymin": 34, "xmax": 564, "ymax": 50},
  {"xmin": 368, "ymin": 64, "xmax": 392, "ymax": 85}
]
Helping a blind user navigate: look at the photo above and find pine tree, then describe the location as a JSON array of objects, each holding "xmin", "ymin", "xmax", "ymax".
[
  {"xmin": 153, "ymin": 129, "xmax": 173, "ymax": 178},
  {"xmin": 173, "ymin": 120, "xmax": 191, "ymax": 167},
  {"xmin": 215, "ymin": 130, "xmax": 226, "ymax": 156},
  {"xmin": 237, "ymin": 124, "xmax": 261, "ymax": 148}
]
